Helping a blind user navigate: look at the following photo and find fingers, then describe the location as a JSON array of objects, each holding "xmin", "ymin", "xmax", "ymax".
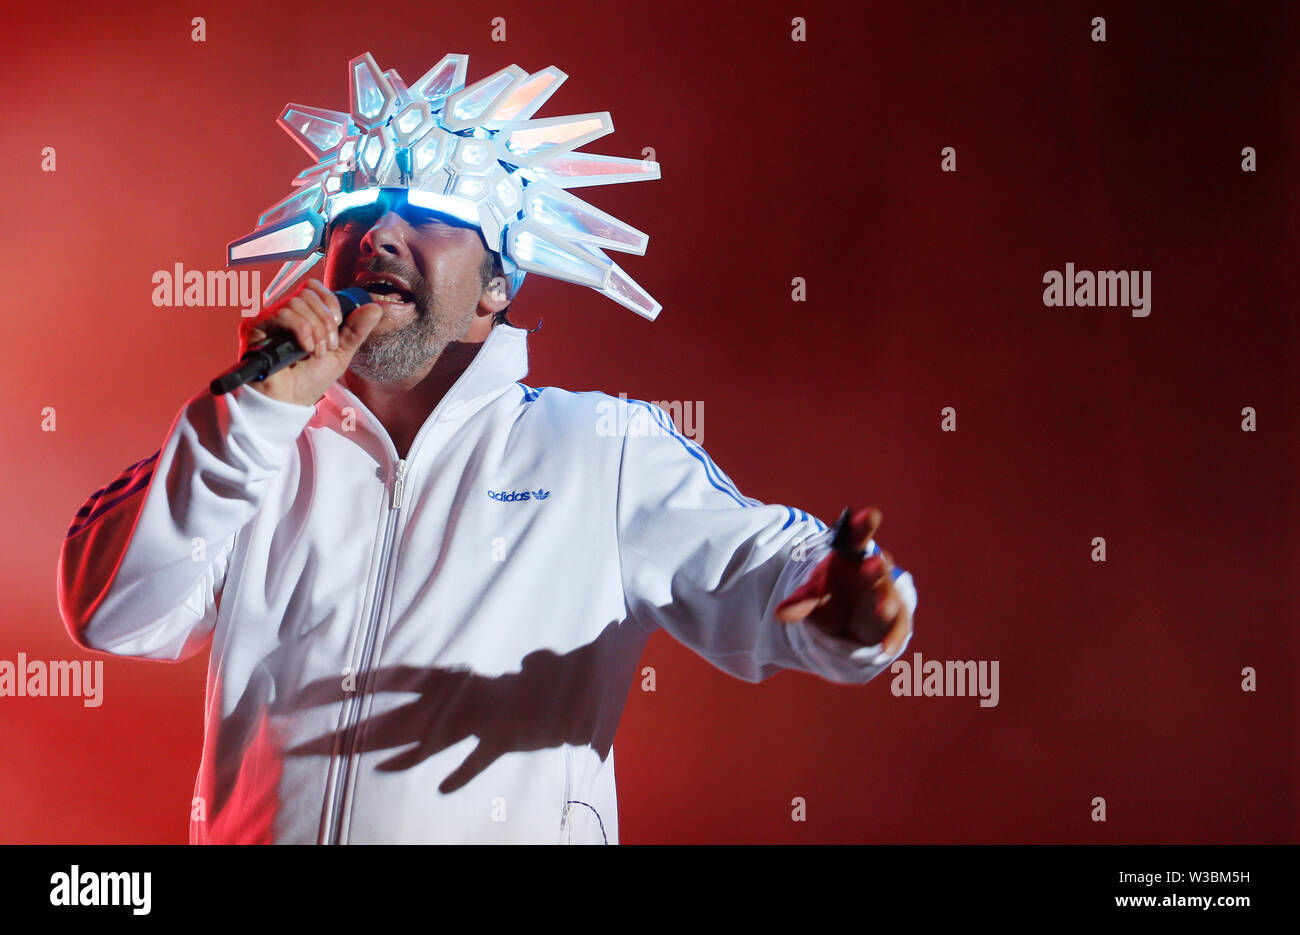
[
  {"xmin": 799, "ymin": 544, "xmax": 912, "ymax": 652},
  {"xmin": 437, "ymin": 738, "xmax": 498, "ymax": 794},
  {"xmin": 296, "ymin": 280, "xmax": 341, "ymax": 356},
  {"xmin": 778, "ymin": 519, "xmax": 890, "ymax": 625},
  {"xmin": 831, "ymin": 505, "xmax": 883, "ymax": 561},
  {"xmin": 859, "ymin": 563, "xmax": 911, "ymax": 654},
  {"xmin": 242, "ymin": 280, "xmax": 345, "ymax": 359},
  {"xmin": 301, "ymin": 279, "xmax": 386, "ymax": 358},
  {"xmin": 779, "ymin": 507, "xmax": 912, "ymax": 655},
  {"xmin": 280, "ymin": 302, "xmax": 322, "ymax": 355},
  {"xmin": 847, "ymin": 506, "xmax": 883, "ymax": 554},
  {"xmin": 880, "ymin": 601, "xmax": 913, "ymax": 656},
  {"xmin": 865, "ymin": 554, "xmax": 911, "ymax": 653}
]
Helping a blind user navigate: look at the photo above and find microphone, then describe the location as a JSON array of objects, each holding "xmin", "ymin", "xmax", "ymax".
[{"xmin": 209, "ymin": 287, "xmax": 373, "ymax": 396}]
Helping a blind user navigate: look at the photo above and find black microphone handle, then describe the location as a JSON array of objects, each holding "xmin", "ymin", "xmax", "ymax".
[{"xmin": 209, "ymin": 287, "xmax": 372, "ymax": 396}]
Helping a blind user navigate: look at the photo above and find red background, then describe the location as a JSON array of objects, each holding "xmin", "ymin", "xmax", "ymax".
[{"xmin": 1, "ymin": 0, "xmax": 1294, "ymax": 843}]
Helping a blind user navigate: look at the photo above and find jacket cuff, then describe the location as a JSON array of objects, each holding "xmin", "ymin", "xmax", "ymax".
[
  {"xmin": 211, "ymin": 383, "xmax": 318, "ymax": 473},
  {"xmin": 787, "ymin": 615, "xmax": 912, "ymax": 676}
]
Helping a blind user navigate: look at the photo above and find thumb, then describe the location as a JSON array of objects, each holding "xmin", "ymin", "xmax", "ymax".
[{"xmin": 338, "ymin": 303, "xmax": 385, "ymax": 354}]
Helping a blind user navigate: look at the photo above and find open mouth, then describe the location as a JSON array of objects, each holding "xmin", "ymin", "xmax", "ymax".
[
  {"xmin": 364, "ymin": 283, "xmax": 415, "ymax": 305},
  {"xmin": 355, "ymin": 276, "xmax": 416, "ymax": 305}
]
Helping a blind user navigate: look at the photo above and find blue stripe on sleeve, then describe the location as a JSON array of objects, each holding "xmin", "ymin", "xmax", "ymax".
[
  {"xmin": 624, "ymin": 398, "xmax": 753, "ymax": 508},
  {"xmin": 66, "ymin": 468, "xmax": 155, "ymax": 538},
  {"xmin": 621, "ymin": 397, "xmax": 831, "ymax": 532},
  {"xmin": 633, "ymin": 400, "xmax": 762, "ymax": 507}
]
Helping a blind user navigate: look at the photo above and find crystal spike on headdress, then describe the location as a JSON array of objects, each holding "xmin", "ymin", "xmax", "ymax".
[{"xmin": 227, "ymin": 52, "xmax": 661, "ymax": 319}]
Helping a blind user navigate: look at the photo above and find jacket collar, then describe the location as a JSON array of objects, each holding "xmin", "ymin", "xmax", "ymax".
[{"xmin": 316, "ymin": 323, "xmax": 531, "ymax": 446}]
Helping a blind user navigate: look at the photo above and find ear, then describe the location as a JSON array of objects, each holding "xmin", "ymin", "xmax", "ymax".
[{"xmin": 477, "ymin": 270, "xmax": 512, "ymax": 315}]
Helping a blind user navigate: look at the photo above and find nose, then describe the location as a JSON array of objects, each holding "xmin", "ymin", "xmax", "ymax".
[{"xmin": 359, "ymin": 210, "xmax": 410, "ymax": 259}]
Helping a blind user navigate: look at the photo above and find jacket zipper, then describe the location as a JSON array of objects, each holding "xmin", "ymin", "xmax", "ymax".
[
  {"xmin": 324, "ymin": 457, "xmax": 407, "ymax": 844},
  {"xmin": 316, "ymin": 328, "xmax": 517, "ymax": 843}
]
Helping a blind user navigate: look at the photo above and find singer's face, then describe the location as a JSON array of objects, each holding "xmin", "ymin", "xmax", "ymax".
[{"xmin": 321, "ymin": 190, "xmax": 507, "ymax": 383}]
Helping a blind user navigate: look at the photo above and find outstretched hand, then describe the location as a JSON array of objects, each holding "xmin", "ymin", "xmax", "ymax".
[{"xmin": 775, "ymin": 507, "xmax": 912, "ymax": 656}]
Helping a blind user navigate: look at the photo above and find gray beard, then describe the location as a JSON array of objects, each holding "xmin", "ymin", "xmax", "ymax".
[{"xmin": 347, "ymin": 300, "xmax": 462, "ymax": 382}]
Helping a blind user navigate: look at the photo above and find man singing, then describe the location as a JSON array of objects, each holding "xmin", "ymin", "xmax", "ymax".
[{"xmin": 56, "ymin": 52, "xmax": 916, "ymax": 844}]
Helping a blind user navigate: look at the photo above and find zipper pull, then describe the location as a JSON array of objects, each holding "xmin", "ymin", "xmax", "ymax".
[{"xmin": 391, "ymin": 459, "xmax": 407, "ymax": 510}]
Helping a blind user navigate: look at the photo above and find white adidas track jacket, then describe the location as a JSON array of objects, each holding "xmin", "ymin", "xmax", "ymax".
[{"xmin": 57, "ymin": 323, "xmax": 916, "ymax": 844}]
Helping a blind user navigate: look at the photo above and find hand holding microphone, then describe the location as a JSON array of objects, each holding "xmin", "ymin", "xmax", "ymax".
[{"xmin": 210, "ymin": 280, "xmax": 385, "ymax": 405}]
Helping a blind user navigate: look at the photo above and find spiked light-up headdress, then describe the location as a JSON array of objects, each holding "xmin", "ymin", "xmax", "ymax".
[{"xmin": 227, "ymin": 52, "xmax": 661, "ymax": 319}]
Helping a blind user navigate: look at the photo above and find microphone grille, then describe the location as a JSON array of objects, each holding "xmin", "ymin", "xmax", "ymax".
[{"xmin": 335, "ymin": 287, "xmax": 372, "ymax": 316}]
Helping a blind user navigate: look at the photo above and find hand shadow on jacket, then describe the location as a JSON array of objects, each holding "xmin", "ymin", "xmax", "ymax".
[{"xmin": 276, "ymin": 617, "xmax": 647, "ymax": 794}]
